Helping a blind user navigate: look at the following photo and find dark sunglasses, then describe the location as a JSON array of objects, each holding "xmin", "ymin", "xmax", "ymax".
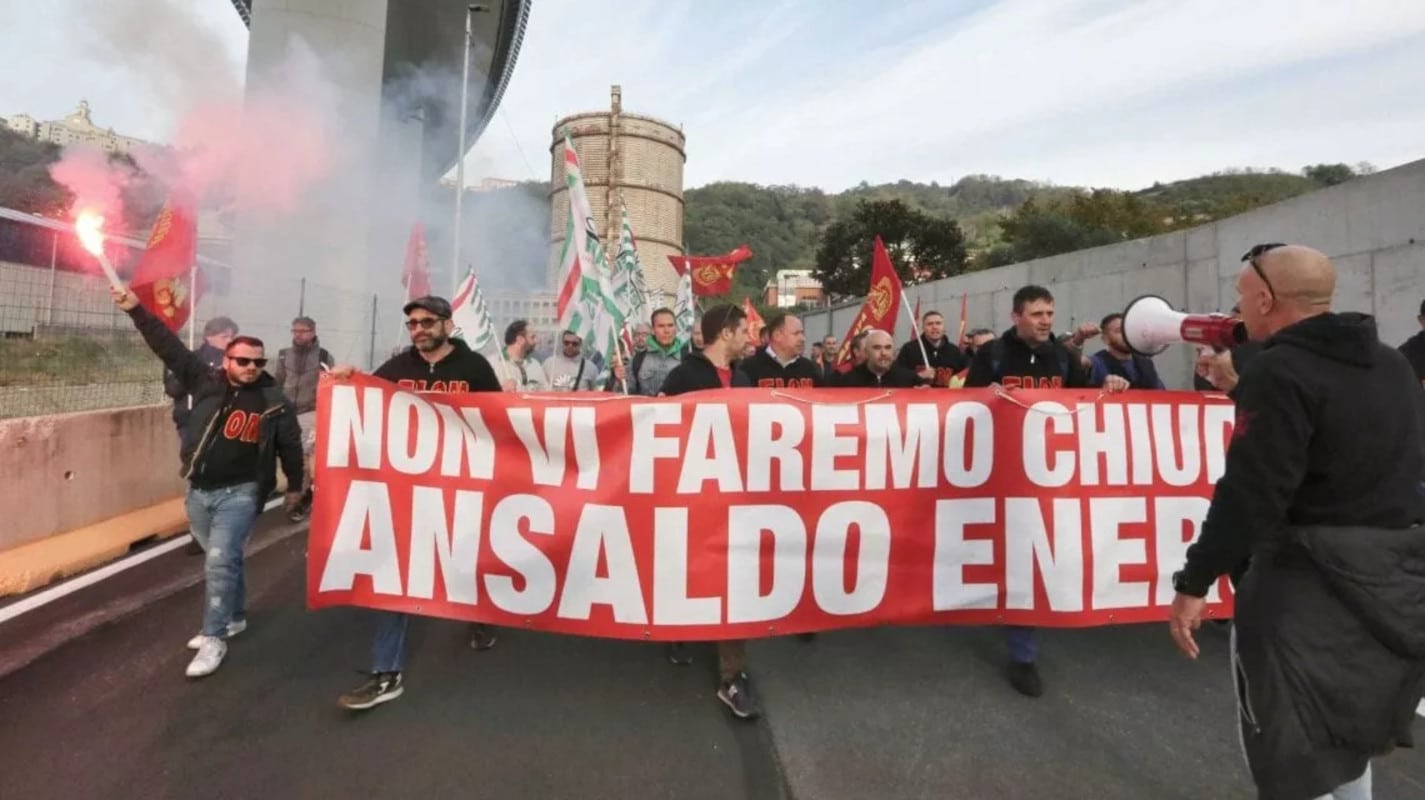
[
  {"xmin": 1240, "ymin": 242, "xmax": 1285, "ymax": 299},
  {"xmin": 229, "ymin": 356, "xmax": 267, "ymax": 368},
  {"xmin": 405, "ymin": 316, "xmax": 447, "ymax": 330},
  {"xmin": 562, "ymin": 339, "xmax": 581, "ymax": 347}
]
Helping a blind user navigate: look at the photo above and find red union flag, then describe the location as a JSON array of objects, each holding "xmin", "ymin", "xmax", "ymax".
[
  {"xmin": 129, "ymin": 197, "xmax": 199, "ymax": 332},
  {"xmin": 667, "ymin": 244, "xmax": 752, "ymax": 296},
  {"xmin": 832, "ymin": 236, "xmax": 904, "ymax": 372},
  {"xmin": 306, "ymin": 376, "xmax": 1237, "ymax": 639},
  {"xmin": 401, "ymin": 222, "xmax": 432, "ymax": 301}
]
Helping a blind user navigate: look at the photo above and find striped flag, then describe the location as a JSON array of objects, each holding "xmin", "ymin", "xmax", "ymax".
[
  {"xmin": 554, "ymin": 130, "xmax": 606, "ymax": 347},
  {"xmin": 673, "ymin": 259, "xmax": 695, "ymax": 350},
  {"xmin": 450, "ymin": 267, "xmax": 497, "ymax": 354},
  {"xmin": 613, "ymin": 193, "xmax": 650, "ymax": 327}
]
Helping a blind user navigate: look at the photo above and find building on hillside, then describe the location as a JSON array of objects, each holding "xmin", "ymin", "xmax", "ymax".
[
  {"xmin": 763, "ymin": 269, "xmax": 826, "ymax": 310},
  {"xmin": 3, "ymin": 100, "xmax": 151, "ymax": 155}
]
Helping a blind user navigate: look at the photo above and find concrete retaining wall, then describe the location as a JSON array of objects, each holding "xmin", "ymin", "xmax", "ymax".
[
  {"xmin": 0, "ymin": 405, "xmax": 184, "ymax": 552},
  {"xmin": 799, "ymin": 158, "xmax": 1425, "ymax": 389}
]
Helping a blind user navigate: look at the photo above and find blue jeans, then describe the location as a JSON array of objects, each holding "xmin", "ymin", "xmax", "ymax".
[
  {"xmin": 186, "ymin": 482, "xmax": 261, "ymax": 637},
  {"xmin": 1005, "ymin": 625, "xmax": 1037, "ymax": 664},
  {"xmin": 371, "ymin": 612, "xmax": 409, "ymax": 673}
]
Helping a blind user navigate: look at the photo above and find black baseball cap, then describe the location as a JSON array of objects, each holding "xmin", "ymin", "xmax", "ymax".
[{"xmin": 402, "ymin": 296, "xmax": 452, "ymax": 318}]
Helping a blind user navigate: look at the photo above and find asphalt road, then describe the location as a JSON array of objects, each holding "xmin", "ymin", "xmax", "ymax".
[{"xmin": 2, "ymin": 511, "xmax": 1424, "ymax": 800}]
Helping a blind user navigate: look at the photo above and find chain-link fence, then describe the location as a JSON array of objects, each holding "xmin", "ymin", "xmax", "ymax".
[{"xmin": 0, "ymin": 256, "xmax": 402, "ymax": 420}]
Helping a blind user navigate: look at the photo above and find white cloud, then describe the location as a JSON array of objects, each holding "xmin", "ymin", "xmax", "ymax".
[{"xmin": 470, "ymin": 0, "xmax": 1425, "ymax": 191}]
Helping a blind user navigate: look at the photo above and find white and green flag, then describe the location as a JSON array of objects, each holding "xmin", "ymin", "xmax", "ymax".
[
  {"xmin": 673, "ymin": 259, "xmax": 695, "ymax": 350},
  {"xmin": 612, "ymin": 193, "xmax": 650, "ymax": 329},
  {"xmin": 553, "ymin": 130, "xmax": 623, "ymax": 368},
  {"xmin": 450, "ymin": 267, "xmax": 497, "ymax": 353}
]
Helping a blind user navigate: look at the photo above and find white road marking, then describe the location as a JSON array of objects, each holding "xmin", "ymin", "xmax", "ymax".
[
  {"xmin": 0, "ymin": 497, "xmax": 283, "ymax": 626},
  {"xmin": 1418, "ymin": 699, "xmax": 1425, "ymax": 718}
]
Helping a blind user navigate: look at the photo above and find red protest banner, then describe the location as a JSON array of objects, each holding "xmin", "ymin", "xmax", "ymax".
[{"xmin": 308, "ymin": 375, "xmax": 1237, "ymax": 640}]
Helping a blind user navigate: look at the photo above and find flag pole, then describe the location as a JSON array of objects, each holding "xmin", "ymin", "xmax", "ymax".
[
  {"xmin": 451, "ymin": 4, "xmax": 476, "ymax": 296},
  {"xmin": 186, "ymin": 260, "xmax": 196, "ymax": 350},
  {"xmin": 900, "ymin": 291, "xmax": 930, "ymax": 366}
]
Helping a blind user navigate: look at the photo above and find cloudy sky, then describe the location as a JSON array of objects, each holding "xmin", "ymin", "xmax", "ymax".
[{"xmin": 4, "ymin": 0, "xmax": 1424, "ymax": 192}]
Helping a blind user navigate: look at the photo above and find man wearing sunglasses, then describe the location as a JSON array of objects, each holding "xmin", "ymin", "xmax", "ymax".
[
  {"xmin": 1168, "ymin": 243, "xmax": 1425, "ymax": 800},
  {"xmin": 328, "ymin": 295, "xmax": 504, "ymax": 711},
  {"xmin": 111, "ymin": 284, "xmax": 304, "ymax": 680}
]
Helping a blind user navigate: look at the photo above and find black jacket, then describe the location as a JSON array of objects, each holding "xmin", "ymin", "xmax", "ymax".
[
  {"xmin": 164, "ymin": 342, "xmax": 225, "ymax": 430},
  {"xmin": 127, "ymin": 305, "xmax": 303, "ymax": 499},
  {"xmin": 963, "ymin": 329, "xmax": 1091, "ymax": 389},
  {"xmin": 738, "ymin": 348, "xmax": 823, "ymax": 388},
  {"xmin": 660, "ymin": 351, "xmax": 751, "ymax": 396},
  {"xmin": 1177, "ymin": 313, "xmax": 1425, "ymax": 799},
  {"xmin": 1089, "ymin": 349, "xmax": 1163, "ymax": 389},
  {"xmin": 896, "ymin": 335, "xmax": 966, "ymax": 387},
  {"xmin": 832, "ymin": 361, "xmax": 922, "ymax": 388},
  {"xmin": 1400, "ymin": 330, "xmax": 1425, "ymax": 386},
  {"xmin": 373, "ymin": 338, "xmax": 502, "ymax": 393}
]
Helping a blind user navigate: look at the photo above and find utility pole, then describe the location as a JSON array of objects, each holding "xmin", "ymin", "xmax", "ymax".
[{"xmin": 451, "ymin": 5, "xmax": 490, "ymax": 296}]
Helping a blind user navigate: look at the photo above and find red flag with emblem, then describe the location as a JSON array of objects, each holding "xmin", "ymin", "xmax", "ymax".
[
  {"xmin": 128, "ymin": 196, "xmax": 199, "ymax": 332},
  {"xmin": 831, "ymin": 236, "xmax": 904, "ymax": 373},
  {"xmin": 742, "ymin": 297, "xmax": 765, "ymax": 343},
  {"xmin": 402, "ymin": 223, "xmax": 432, "ymax": 301},
  {"xmin": 666, "ymin": 244, "xmax": 752, "ymax": 296}
]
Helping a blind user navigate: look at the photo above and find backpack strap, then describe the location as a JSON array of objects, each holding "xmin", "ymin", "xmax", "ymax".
[
  {"xmin": 630, "ymin": 350, "xmax": 647, "ymax": 394},
  {"xmin": 573, "ymin": 358, "xmax": 586, "ymax": 390}
]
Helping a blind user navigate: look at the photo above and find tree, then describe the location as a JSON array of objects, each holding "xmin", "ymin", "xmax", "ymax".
[
  {"xmin": 813, "ymin": 199, "xmax": 967, "ymax": 298},
  {"xmin": 1303, "ymin": 163, "xmax": 1356, "ymax": 187}
]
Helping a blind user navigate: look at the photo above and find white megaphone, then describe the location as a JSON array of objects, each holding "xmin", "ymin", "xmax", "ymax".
[{"xmin": 1121, "ymin": 295, "xmax": 1246, "ymax": 357}]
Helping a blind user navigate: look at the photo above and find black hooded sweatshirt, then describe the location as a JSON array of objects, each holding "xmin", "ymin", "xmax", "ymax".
[
  {"xmin": 833, "ymin": 361, "xmax": 922, "ymax": 388},
  {"xmin": 660, "ymin": 350, "xmax": 752, "ymax": 395},
  {"xmin": 373, "ymin": 338, "xmax": 502, "ymax": 394},
  {"xmin": 895, "ymin": 335, "xmax": 967, "ymax": 387},
  {"xmin": 737, "ymin": 348, "xmax": 823, "ymax": 388},
  {"xmin": 1400, "ymin": 329, "xmax": 1425, "ymax": 386},
  {"xmin": 963, "ymin": 328, "xmax": 1091, "ymax": 389},
  {"xmin": 1178, "ymin": 312, "xmax": 1425, "ymax": 594},
  {"xmin": 1177, "ymin": 312, "xmax": 1425, "ymax": 800}
]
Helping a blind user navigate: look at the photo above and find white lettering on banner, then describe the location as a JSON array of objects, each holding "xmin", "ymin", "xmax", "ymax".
[
  {"xmin": 943, "ymin": 402, "xmax": 994, "ymax": 488},
  {"xmin": 1153, "ymin": 496, "xmax": 1220, "ymax": 604},
  {"xmin": 1004, "ymin": 498, "xmax": 1084, "ymax": 612},
  {"xmin": 652, "ymin": 507, "xmax": 721, "ymax": 625},
  {"xmin": 812, "ymin": 502, "xmax": 890, "ymax": 615},
  {"xmin": 746, "ymin": 404, "xmax": 806, "ymax": 492},
  {"xmin": 810, "ymin": 405, "xmax": 861, "ymax": 491},
  {"xmin": 406, "ymin": 486, "xmax": 482, "ymax": 604},
  {"xmin": 1153, "ymin": 405, "xmax": 1201, "ymax": 486},
  {"xmin": 1090, "ymin": 497, "xmax": 1149, "ymax": 609},
  {"xmin": 628, "ymin": 404, "xmax": 681, "ymax": 494},
  {"xmin": 933, "ymin": 498, "xmax": 999, "ymax": 610},
  {"xmin": 435, "ymin": 405, "xmax": 496, "ymax": 479},
  {"xmin": 865, "ymin": 404, "xmax": 939, "ymax": 490},
  {"xmin": 387, "ymin": 392, "xmax": 440, "ymax": 475},
  {"xmin": 486, "ymin": 494, "xmax": 558, "ymax": 615},
  {"xmin": 726, "ymin": 505, "xmax": 807, "ymax": 623},
  {"xmin": 1076, "ymin": 404, "xmax": 1128, "ymax": 486},
  {"xmin": 557, "ymin": 504, "xmax": 648, "ymax": 624},
  {"xmin": 678, "ymin": 404, "xmax": 743, "ymax": 494},
  {"xmin": 318, "ymin": 480, "xmax": 402, "ymax": 595},
  {"xmin": 1203, "ymin": 404, "xmax": 1235, "ymax": 483},
  {"xmin": 569, "ymin": 408, "xmax": 601, "ymax": 489},
  {"xmin": 1125, "ymin": 404, "xmax": 1155, "ymax": 485},
  {"xmin": 326, "ymin": 385, "xmax": 386, "ymax": 469},
  {"xmin": 1024, "ymin": 402, "xmax": 1075, "ymax": 487},
  {"xmin": 508, "ymin": 408, "xmax": 572, "ymax": 487}
]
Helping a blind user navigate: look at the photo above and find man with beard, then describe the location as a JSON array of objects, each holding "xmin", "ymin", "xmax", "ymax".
[
  {"xmin": 330, "ymin": 296, "xmax": 504, "ymax": 711},
  {"xmin": 1088, "ymin": 312, "xmax": 1165, "ymax": 390},
  {"xmin": 111, "ymin": 286, "xmax": 303, "ymax": 679},
  {"xmin": 657, "ymin": 304, "xmax": 762, "ymax": 720},
  {"xmin": 272, "ymin": 316, "xmax": 332, "ymax": 521},
  {"xmin": 837, "ymin": 329, "xmax": 921, "ymax": 387},
  {"xmin": 965, "ymin": 285, "xmax": 1129, "ymax": 697},
  {"xmin": 896, "ymin": 310, "xmax": 967, "ymax": 387},
  {"xmin": 1169, "ymin": 245, "xmax": 1425, "ymax": 800}
]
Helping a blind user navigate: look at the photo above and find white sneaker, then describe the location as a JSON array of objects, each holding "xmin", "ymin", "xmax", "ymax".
[
  {"xmin": 185, "ymin": 636, "xmax": 227, "ymax": 678},
  {"xmin": 186, "ymin": 618, "xmax": 247, "ymax": 650}
]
